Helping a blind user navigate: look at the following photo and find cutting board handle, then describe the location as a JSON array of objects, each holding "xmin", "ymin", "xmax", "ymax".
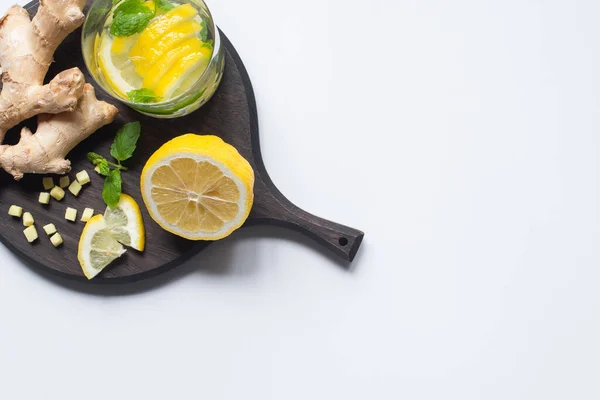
[{"xmin": 250, "ymin": 184, "xmax": 364, "ymax": 262}]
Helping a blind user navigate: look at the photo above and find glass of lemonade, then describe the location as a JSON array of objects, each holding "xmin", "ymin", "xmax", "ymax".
[{"xmin": 82, "ymin": 0, "xmax": 224, "ymax": 118}]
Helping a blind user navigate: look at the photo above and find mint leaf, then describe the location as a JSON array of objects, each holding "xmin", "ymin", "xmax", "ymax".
[
  {"xmin": 203, "ymin": 38, "xmax": 214, "ymax": 51},
  {"xmin": 199, "ymin": 19, "xmax": 208, "ymax": 41},
  {"xmin": 96, "ymin": 160, "xmax": 111, "ymax": 176},
  {"xmin": 103, "ymin": 169, "xmax": 122, "ymax": 208},
  {"xmin": 154, "ymin": 0, "xmax": 174, "ymax": 11},
  {"xmin": 87, "ymin": 152, "xmax": 106, "ymax": 165},
  {"xmin": 127, "ymin": 88, "xmax": 160, "ymax": 103},
  {"xmin": 111, "ymin": 122, "xmax": 141, "ymax": 162},
  {"xmin": 114, "ymin": 0, "xmax": 143, "ymax": 16},
  {"xmin": 111, "ymin": 0, "xmax": 154, "ymax": 37}
]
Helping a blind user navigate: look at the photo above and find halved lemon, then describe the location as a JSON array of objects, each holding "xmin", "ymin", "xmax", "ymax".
[
  {"xmin": 140, "ymin": 134, "xmax": 254, "ymax": 240},
  {"xmin": 78, "ymin": 215, "xmax": 126, "ymax": 279},
  {"xmin": 104, "ymin": 194, "xmax": 146, "ymax": 252}
]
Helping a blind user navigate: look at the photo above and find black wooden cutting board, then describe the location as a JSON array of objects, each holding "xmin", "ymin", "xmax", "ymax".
[{"xmin": 0, "ymin": 1, "xmax": 364, "ymax": 282}]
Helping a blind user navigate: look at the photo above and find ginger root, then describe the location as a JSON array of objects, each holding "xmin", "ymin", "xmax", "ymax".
[
  {"xmin": 0, "ymin": 85, "xmax": 118, "ymax": 179},
  {"xmin": 0, "ymin": 0, "xmax": 119, "ymax": 180}
]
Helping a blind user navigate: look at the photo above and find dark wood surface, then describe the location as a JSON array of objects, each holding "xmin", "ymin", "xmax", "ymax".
[{"xmin": 0, "ymin": 1, "xmax": 364, "ymax": 282}]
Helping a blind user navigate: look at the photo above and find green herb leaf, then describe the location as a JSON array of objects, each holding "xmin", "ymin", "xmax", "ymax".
[
  {"xmin": 112, "ymin": 0, "xmax": 121, "ymax": 6},
  {"xmin": 127, "ymin": 88, "xmax": 160, "ymax": 103},
  {"xmin": 154, "ymin": 0, "xmax": 175, "ymax": 11},
  {"xmin": 103, "ymin": 169, "xmax": 122, "ymax": 208},
  {"xmin": 110, "ymin": 0, "xmax": 154, "ymax": 37},
  {"xmin": 199, "ymin": 19, "xmax": 208, "ymax": 41},
  {"xmin": 88, "ymin": 152, "xmax": 106, "ymax": 165},
  {"xmin": 203, "ymin": 38, "xmax": 214, "ymax": 51},
  {"xmin": 110, "ymin": 121, "xmax": 141, "ymax": 162},
  {"xmin": 96, "ymin": 160, "xmax": 111, "ymax": 176}
]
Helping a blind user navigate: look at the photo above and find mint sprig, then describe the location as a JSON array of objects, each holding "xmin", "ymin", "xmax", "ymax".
[
  {"xmin": 102, "ymin": 170, "xmax": 123, "ymax": 208},
  {"xmin": 154, "ymin": 0, "xmax": 174, "ymax": 12},
  {"xmin": 127, "ymin": 88, "xmax": 160, "ymax": 103},
  {"xmin": 88, "ymin": 122, "xmax": 142, "ymax": 207},
  {"xmin": 110, "ymin": 0, "xmax": 154, "ymax": 37},
  {"xmin": 111, "ymin": 121, "xmax": 141, "ymax": 162}
]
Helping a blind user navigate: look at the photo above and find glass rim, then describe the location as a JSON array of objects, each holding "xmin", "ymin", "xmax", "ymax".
[{"xmin": 81, "ymin": 0, "xmax": 221, "ymax": 109}]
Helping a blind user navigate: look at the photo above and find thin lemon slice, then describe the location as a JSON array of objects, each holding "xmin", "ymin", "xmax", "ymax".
[
  {"xmin": 78, "ymin": 215, "xmax": 126, "ymax": 280},
  {"xmin": 104, "ymin": 194, "xmax": 146, "ymax": 251},
  {"xmin": 141, "ymin": 134, "xmax": 254, "ymax": 240},
  {"xmin": 135, "ymin": 19, "xmax": 201, "ymax": 76},
  {"xmin": 130, "ymin": 3, "xmax": 198, "ymax": 73},
  {"xmin": 97, "ymin": 34, "xmax": 137, "ymax": 97},
  {"xmin": 153, "ymin": 46, "xmax": 211, "ymax": 98},
  {"xmin": 142, "ymin": 36, "xmax": 204, "ymax": 90}
]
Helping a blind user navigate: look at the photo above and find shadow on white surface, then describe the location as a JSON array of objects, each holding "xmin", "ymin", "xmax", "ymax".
[{"xmin": 13, "ymin": 224, "xmax": 365, "ymax": 296}]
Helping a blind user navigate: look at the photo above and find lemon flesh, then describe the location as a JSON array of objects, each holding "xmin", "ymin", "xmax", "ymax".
[
  {"xmin": 141, "ymin": 135, "xmax": 254, "ymax": 240},
  {"xmin": 78, "ymin": 215, "xmax": 126, "ymax": 280},
  {"xmin": 129, "ymin": 3, "xmax": 199, "ymax": 75},
  {"xmin": 78, "ymin": 195, "xmax": 146, "ymax": 279},
  {"xmin": 104, "ymin": 194, "xmax": 146, "ymax": 251}
]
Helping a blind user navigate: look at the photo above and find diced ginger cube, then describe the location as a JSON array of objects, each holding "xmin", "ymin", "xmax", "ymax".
[
  {"xmin": 76, "ymin": 170, "xmax": 90, "ymax": 185},
  {"xmin": 81, "ymin": 208, "xmax": 94, "ymax": 222},
  {"xmin": 8, "ymin": 205, "xmax": 23, "ymax": 218},
  {"xmin": 50, "ymin": 186, "xmax": 65, "ymax": 201},
  {"xmin": 94, "ymin": 166, "xmax": 101, "ymax": 174},
  {"xmin": 38, "ymin": 192, "xmax": 50, "ymax": 205},
  {"xmin": 65, "ymin": 207, "xmax": 77, "ymax": 222},
  {"xmin": 23, "ymin": 226, "xmax": 38, "ymax": 243},
  {"xmin": 22, "ymin": 212, "xmax": 34, "ymax": 227},
  {"xmin": 68, "ymin": 180, "xmax": 82, "ymax": 196},
  {"xmin": 42, "ymin": 177, "xmax": 54, "ymax": 190},
  {"xmin": 50, "ymin": 233, "xmax": 63, "ymax": 247},
  {"xmin": 43, "ymin": 223, "xmax": 57, "ymax": 235},
  {"xmin": 59, "ymin": 176, "xmax": 70, "ymax": 188}
]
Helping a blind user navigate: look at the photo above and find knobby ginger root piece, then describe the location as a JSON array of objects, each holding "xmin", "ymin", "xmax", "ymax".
[
  {"xmin": 0, "ymin": 0, "xmax": 88, "ymax": 141},
  {"xmin": 0, "ymin": 0, "xmax": 119, "ymax": 180},
  {"xmin": 0, "ymin": 85, "xmax": 118, "ymax": 179}
]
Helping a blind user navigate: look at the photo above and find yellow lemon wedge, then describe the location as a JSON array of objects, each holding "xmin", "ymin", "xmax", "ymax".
[
  {"xmin": 140, "ymin": 134, "xmax": 254, "ymax": 240},
  {"xmin": 136, "ymin": 19, "xmax": 202, "ymax": 74},
  {"xmin": 152, "ymin": 43, "xmax": 211, "ymax": 97},
  {"xmin": 130, "ymin": 3, "xmax": 198, "ymax": 74},
  {"xmin": 97, "ymin": 34, "xmax": 140, "ymax": 97},
  {"xmin": 142, "ymin": 36, "xmax": 204, "ymax": 90},
  {"xmin": 78, "ymin": 215, "xmax": 126, "ymax": 280},
  {"xmin": 78, "ymin": 194, "xmax": 145, "ymax": 279},
  {"xmin": 104, "ymin": 194, "xmax": 146, "ymax": 252}
]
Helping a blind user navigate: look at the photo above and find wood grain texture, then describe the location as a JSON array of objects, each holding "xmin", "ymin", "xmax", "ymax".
[{"xmin": 0, "ymin": 1, "xmax": 364, "ymax": 282}]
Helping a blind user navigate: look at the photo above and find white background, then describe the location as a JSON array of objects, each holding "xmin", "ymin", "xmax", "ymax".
[{"xmin": 1, "ymin": 0, "xmax": 600, "ymax": 399}]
